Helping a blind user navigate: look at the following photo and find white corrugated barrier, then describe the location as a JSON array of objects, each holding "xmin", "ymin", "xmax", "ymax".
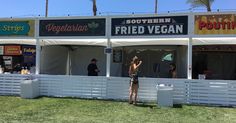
[
  {"xmin": 1, "ymin": 74, "xmax": 236, "ymax": 106},
  {"xmin": 0, "ymin": 74, "xmax": 29, "ymax": 95}
]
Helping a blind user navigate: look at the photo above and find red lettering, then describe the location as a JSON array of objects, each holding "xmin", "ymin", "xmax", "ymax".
[
  {"xmin": 207, "ymin": 22, "xmax": 213, "ymax": 30},
  {"xmin": 232, "ymin": 22, "xmax": 236, "ymax": 29},
  {"xmin": 226, "ymin": 22, "xmax": 231, "ymax": 29},
  {"xmin": 221, "ymin": 22, "xmax": 227, "ymax": 30},
  {"xmin": 199, "ymin": 21, "xmax": 206, "ymax": 30},
  {"xmin": 45, "ymin": 23, "xmax": 89, "ymax": 34},
  {"xmin": 213, "ymin": 22, "xmax": 220, "ymax": 30}
]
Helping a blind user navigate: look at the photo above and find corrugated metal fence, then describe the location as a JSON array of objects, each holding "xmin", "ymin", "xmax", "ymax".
[{"xmin": 1, "ymin": 74, "xmax": 236, "ymax": 106}]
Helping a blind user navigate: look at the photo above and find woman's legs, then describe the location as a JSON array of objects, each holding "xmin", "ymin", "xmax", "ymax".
[
  {"xmin": 129, "ymin": 82, "xmax": 134, "ymax": 104},
  {"xmin": 133, "ymin": 84, "xmax": 138, "ymax": 104}
]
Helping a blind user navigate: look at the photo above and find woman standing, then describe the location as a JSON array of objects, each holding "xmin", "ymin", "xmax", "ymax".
[
  {"xmin": 169, "ymin": 63, "xmax": 177, "ymax": 78},
  {"xmin": 128, "ymin": 56, "xmax": 142, "ymax": 105}
]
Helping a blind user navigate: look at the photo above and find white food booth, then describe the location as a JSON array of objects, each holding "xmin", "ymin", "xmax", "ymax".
[{"xmin": 1, "ymin": 12, "xmax": 236, "ymax": 106}]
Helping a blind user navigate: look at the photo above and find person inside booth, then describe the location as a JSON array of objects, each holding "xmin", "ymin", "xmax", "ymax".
[{"xmin": 13, "ymin": 63, "xmax": 21, "ymax": 74}]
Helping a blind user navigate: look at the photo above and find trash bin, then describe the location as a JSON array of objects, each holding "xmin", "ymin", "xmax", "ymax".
[
  {"xmin": 20, "ymin": 79, "xmax": 39, "ymax": 99},
  {"xmin": 156, "ymin": 84, "xmax": 173, "ymax": 107}
]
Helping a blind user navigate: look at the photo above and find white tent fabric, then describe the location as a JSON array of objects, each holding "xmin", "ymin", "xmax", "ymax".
[
  {"xmin": 41, "ymin": 39, "xmax": 107, "ymax": 46},
  {"xmin": 40, "ymin": 45, "xmax": 106, "ymax": 75},
  {"xmin": 193, "ymin": 37, "xmax": 236, "ymax": 45},
  {"xmin": 110, "ymin": 38, "xmax": 189, "ymax": 47},
  {"xmin": 40, "ymin": 46, "xmax": 68, "ymax": 75},
  {"xmin": 0, "ymin": 39, "xmax": 36, "ymax": 45},
  {"xmin": 70, "ymin": 46, "xmax": 106, "ymax": 76}
]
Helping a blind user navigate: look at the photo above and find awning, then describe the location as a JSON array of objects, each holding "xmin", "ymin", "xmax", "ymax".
[
  {"xmin": 193, "ymin": 37, "xmax": 236, "ymax": 45},
  {"xmin": 111, "ymin": 38, "xmax": 189, "ymax": 47},
  {"xmin": 41, "ymin": 39, "xmax": 107, "ymax": 46},
  {"xmin": 0, "ymin": 39, "xmax": 36, "ymax": 45}
]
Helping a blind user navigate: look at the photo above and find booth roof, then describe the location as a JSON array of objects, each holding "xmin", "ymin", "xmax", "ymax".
[
  {"xmin": 110, "ymin": 38, "xmax": 189, "ymax": 47},
  {"xmin": 193, "ymin": 37, "xmax": 236, "ymax": 45},
  {"xmin": 0, "ymin": 39, "xmax": 36, "ymax": 45},
  {"xmin": 1, "ymin": 37, "xmax": 236, "ymax": 46},
  {"xmin": 41, "ymin": 39, "xmax": 108, "ymax": 46}
]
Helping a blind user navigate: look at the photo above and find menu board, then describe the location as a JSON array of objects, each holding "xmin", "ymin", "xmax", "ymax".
[{"xmin": 3, "ymin": 56, "xmax": 12, "ymax": 69}]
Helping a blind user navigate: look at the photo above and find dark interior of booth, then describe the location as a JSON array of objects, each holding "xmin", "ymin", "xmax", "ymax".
[
  {"xmin": 0, "ymin": 45, "xmax": 36, "ymax": 73},
  {"xmin": 118, "ymin": 45, "xmax": 187, "ymax": 78},
  {"xmin": 192, "ymin": 45, "xmax": 236, "ymax": 80}
]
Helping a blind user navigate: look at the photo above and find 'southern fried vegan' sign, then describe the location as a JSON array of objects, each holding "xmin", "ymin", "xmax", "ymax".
[
  {"xmin": 195, "ymin": 14, "xmax": 236, "ymax": 35},
  {"xmin": 112, "ymin": 16, "xmax": 188, "ymax": 36},
  {"xmin": 0, "ymin": 20, "xmax": 35, "ymax": 36},
  {"xmin": 39, "ymin": 19, "xmax": 106, "ymax": 36}
]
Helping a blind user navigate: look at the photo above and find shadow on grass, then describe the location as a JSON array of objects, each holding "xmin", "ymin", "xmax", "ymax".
[
  {"xmin": 173, "ymin": 104, "xmax": 183, "ymax": 108},
  {"xmin": 136, "ymin": 104, "xmax": 156, "ymax": 109},
  {"xmin": 134, "ymin": 103, "xmax": 183, "ymax": 109}
]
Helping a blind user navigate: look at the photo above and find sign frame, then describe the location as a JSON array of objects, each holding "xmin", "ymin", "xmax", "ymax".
[
  {"xmin": 111, "ymin": 16, "xmax": 188, "ymax": 36},
  {"xmin": 194, "ymin": 14, "xmax": 236, "ymax": 35},
  {"xmin": 39, "ymin": 18, "xmax": 106, "ymax": 36},
  {"xmin": 0, "ymin": 20, "xmax": 35, "ymax": 37}
]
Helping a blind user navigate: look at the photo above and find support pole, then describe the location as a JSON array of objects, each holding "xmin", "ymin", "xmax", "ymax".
[
  {"xmin": 35, "ymin": 39, "xmax": 41, "ymax": 74},
  {"xmin": 106, "ymin": 40, "xmax": 111, "ymax": 77},
  {"xmin": 106, "ymin": 16, "xmax": 111, "ymax": 77},
  {"xmin": 187, "ymin": 37, "xmax": 192, "ymax": 79}
]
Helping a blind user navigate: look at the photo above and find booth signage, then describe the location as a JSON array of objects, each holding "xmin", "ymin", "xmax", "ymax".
[
  {"xmin": 0, "ymin": 20, "xmax": 35, "ymax": 36},
  {"xmin": 22, "ymin": 46, "xmax": 36, "ymax": 56},
  {"xmin": 4, "ymin": 46, "xmax": 21, "ymax": 55},
  {"xmin": 0, "ymin": 46, "xmax": 4, "ymax": 55},
  {"xmin": 39, "ymin": 19, "xmax": 106, "ymax": 36},
  {"xmin": 104, "ymin": 48, "xmax": 112, "ymax": 54},
  {"xmin": 112, "ymin": 16, "xmax": 188, "ymax": 36},
  {"xmin": 3, "ymin": 56, "xmax": 12, "ymax": 69},
  {"xmin": 195, "ymin": 14, "xmax": 236, "ymax": 35}
]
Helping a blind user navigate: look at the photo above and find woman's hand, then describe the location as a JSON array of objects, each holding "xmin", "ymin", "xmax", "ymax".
[
  {"xmin": 139, "ymin": 61, "xmax": 142, "ymax": 64},
  {"xmin": 138, "ymin": 60, "xmax": 142, "ymax": 66}
]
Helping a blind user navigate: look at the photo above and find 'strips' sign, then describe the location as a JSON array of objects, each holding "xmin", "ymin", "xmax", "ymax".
[
  {"xmin": 195, "ymin": 14, "xmax": 236, "ymax": 35},
  {"xmin": 111, "ymin": 16, "xmax": 188, "ymax": 36},
  {"xmin": 4, "ymin": 46, "xmax": 21, "ymax": 55},
  {"xmin": 0, "ymin": 20, "xmax": 35, "ymax": 37},
  {"xmin": 39, "ymin": 19, "xmax": 106, "ymax": 36}
]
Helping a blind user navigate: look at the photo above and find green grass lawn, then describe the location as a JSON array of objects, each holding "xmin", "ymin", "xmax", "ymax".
[{"xmin": 0, "ymin": 96, "xmax": 236, "ymax": 123}]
